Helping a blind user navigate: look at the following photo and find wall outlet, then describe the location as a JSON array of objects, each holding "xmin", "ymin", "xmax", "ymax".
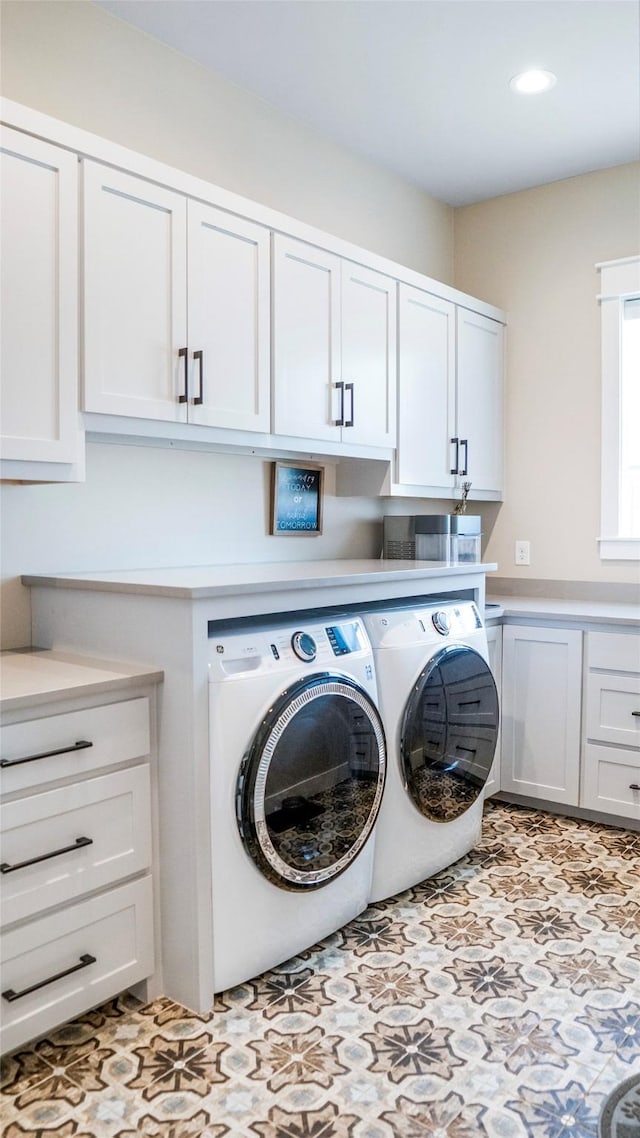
[{"xmin": 515, "ymin": 540, "xmax": 530, "ymax": 566}]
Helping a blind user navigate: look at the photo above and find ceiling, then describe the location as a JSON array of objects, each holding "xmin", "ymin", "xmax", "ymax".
[{"xmin": 94, "ymin": 0, "xmax": 640, "ymax": 206}]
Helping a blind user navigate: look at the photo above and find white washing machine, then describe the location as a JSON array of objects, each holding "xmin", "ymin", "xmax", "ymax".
[
  {"xmin": 208, "ymin": 613, "xmax": 386, "ymax": 993},
  {"xmin": 363, "ymin": 599, "xmax": 499, "ymax": 903}
]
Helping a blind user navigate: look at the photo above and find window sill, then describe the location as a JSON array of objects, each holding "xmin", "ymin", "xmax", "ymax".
[{"xmin": 599, "ymin": 537, "xmax": 640, "ymax": 561}]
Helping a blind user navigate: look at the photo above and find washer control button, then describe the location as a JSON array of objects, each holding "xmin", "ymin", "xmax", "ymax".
[
  {"xmin": 432, "ymin": 610, "xmax": 451, "ymax": 636},
  {"xmin": 291, "ymin": 631, "xmax": 317, "ymax": 661}
]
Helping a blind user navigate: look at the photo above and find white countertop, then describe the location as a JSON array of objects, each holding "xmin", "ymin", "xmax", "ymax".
[
  {"xmin": 490, "ymin": 595, "xmax": 640, "ymax": 627},
  {"xmin": 0, "ymin": 651, "xmax": 163, "ymax": 712},
  {"xmin": 23, "ymin": 559, "xmax": 498, "ymax": 599}
]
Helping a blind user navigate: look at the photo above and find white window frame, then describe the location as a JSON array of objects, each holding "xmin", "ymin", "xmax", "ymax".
[{"xmin": 597, "ymin": 255, "xmax": 640, "ymax": 560}]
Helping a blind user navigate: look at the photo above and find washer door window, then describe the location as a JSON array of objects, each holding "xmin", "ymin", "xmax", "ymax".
[
  {"xmin": 237, "ymin": 674, "xmax": 386, "ymax": 890},
  {"xmin": 401, "ymin": 644, "xmax": 499, "ymax": 822}
]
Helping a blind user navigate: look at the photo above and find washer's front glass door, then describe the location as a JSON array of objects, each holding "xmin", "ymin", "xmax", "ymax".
[
  {"xmin": 237, "ymin": 674, "xmax": 386, "ymax": 890},
  {"xmin": 401, "ymin": 645, "xmax": 499, "ymax": 822}
]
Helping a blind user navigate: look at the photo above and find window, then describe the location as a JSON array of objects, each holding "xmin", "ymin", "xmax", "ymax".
[{"xmin": 597, "ymin": 256, "xmax": 640, "ymax": 560}]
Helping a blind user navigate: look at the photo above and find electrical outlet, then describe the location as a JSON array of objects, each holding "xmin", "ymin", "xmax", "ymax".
[{"xmin": 515, "ymin": 540, "xmax": 530, "ymax": 566}]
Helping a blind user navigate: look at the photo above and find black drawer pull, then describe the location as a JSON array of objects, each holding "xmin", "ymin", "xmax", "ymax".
[
  {"xmin": 1, "ymin": 836, "xmax": 93, "ymax": 875},
  {"xmin": 0, "ymin": 740, "xmax": 93, "ymax": 769},
  {"xmin": 2, "ymin": 953, "xmax": 96, "ymax": 1003},
  {"xmin": 193, "ymin": 349, "xmax": 204, "ymax": 405},
  {"xmin": 632, "ymin": 711, "xmax": 640, "ymax": 717},
  {"xmin": 450, "ymin": 437, "xmax": 459, "ymax": 475},
  {"xmin": 334, "ymin": 381, "xmax": 345, "ymax": 426},
  {"xmin": 345, "ymin": 382, "xmax": 354, "ymax": 427},
  {"xmin": 630, "ymin": 784, "xmax": 640, "ymax": 791},
  {"xmin": 178, "ymin": 346, "xmax": 188, "ymax": 403}
]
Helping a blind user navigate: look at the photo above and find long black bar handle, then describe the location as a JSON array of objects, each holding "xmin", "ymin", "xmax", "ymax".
[
  {"xmin": 0, "ymin": 740, "xmax": 93, "ymax": 769},
  {"xmin": 460, "ymin": 438, "xmax": 469, "ymax": 476},
  {"xmin": 630, "ymin": 783, "xmax": 640, "ymax": 790},
  {"xmin": 178, "ymin": 347, "xmax": 188, "ymax": 403},
  {"xmin": 345, "ymin": 383, "xmax": 355, "ymax": 428},
  {"xmin": 3, "ymin": 954, "xmax": 96, "ymax": 1003},
  {"xmin": 450, "ymin": 437, "xmax": 459, "ymax": 475},
  {"xmin": 1, "ymin": 836, "xmax": 93, "ymax": 875},
  {"xmin": 193, "ymin": 350, "xmax": 204, "ymax": 405},
  {"xmin": 632, "ymin": 711, "xmax": 640, "ymax": 717},
  {"xmin": 334, "ymin": 381, "xmax": 345, "ymax": 426}
]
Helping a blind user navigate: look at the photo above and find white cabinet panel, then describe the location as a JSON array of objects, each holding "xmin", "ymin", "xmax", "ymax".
[
  {"xmin": 1, "ymin": 765, "xmax": 152, "ymax": 925},
  {"xmin": 0, "ymin": 697, "xmax": 150, "ymax": 795},
  {"xmin": 187, "ymin": 202, "xmax": 270, "ymax": 432},
  {"xmin": 396, "ymin": 286, "xmax": 455, "ymax": 487},
  {"xmin": 456, "ymin": 308, "xmax": 504, "ymax": 496},
  {"xmin": 0, "ymin": 877, "xmax": 153, "ymax": 1055},
  {"xmin": 83, "ymin": 161, "xmax": 188, "ymax": 421},
  {"xmin": 272, "ymin": 235, "xmax": 341, "ymax": 443},
  {"xmin": 501, "ymin": 625, "xmax": 582, "ymax": 805},
  {"xmin": 341, "ymin": 263, "xmax": 396, "ymax": 448},
  {"xmin": 0, "ymin": 127, "xmax": 81, "ymax": 473},
  {"xmin": 586, "ymin": 673, "xmax": 640, "ymax": 747},
  {"xmin": 581, "ymin": 743, "xmax": 640, "ymax": 821}
]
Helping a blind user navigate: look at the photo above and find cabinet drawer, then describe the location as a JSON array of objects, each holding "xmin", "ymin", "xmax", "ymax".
[
  {"xmin": 0, "ymin": 697, "xmax": 150, "ymax": 794},
  {"xmin": 581, "ymin": 743, "xmax": 640, "ymax": 821},
  {"xmin": 587, "ymin": 630, "xmax": 640, "ymax": 673},
  {"xmin": 0, "ymin": 876, "xmax": 153, "ymax": 1055},
  {"xmin": 0, "ymin": 766, "xmax": 151, "ymax": 925},
  {"xmin": 585, "ymin": 673, "xmax": 640, "ymax": 747}
]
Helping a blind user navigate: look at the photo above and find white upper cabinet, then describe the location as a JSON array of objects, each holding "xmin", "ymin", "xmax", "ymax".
[
  {"xmin": 187, "ymin": 203, "xmax": 270, "ymax": 432},
  {"xmin": 394, "ymin": 284, "xmax": 504, "ymax": 499},
  {"xmin": 83, "ymin": 162, "xmax": 188, "ymax": 422},
  {"xmin": 1, "ymin": 127, "xmax": 83, "ymax": 478},
  {"xmin": 456, "ymin": 308, "xmax": 504, "ymax": 497},
  {"xmin": 272, "ymin": 235, "xmax": 396, "ymax": 451},
  {"xmin": 396, "ymin": 286, "xmax": 456, "ymax": 489},
  {"xmin": 83, "ymin": 162, "xmax": 270, "ymax": 433},
  {"xmin": 272, "ymin": 236, "xmax": 341, "ymax": 443}
]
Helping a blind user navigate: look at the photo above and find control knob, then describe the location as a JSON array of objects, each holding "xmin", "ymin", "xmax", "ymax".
[
  {"xmin": 432, "ymin": 610, "xmax": 451, "ymax": 636},
  {"xmin": 291, "ymin": 631, "xmax": 317, "ymax": 662}
]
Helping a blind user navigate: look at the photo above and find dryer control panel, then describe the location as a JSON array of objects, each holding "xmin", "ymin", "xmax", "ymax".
[{"xmin": 208, "ymin": 616, "xmax": 371, "ymax": 677}]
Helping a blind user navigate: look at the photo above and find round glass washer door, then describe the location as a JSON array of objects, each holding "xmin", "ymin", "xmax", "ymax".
[
  {"xmin": 401, "ymin": 644, "xmax": 499, "ymax": 823},
  {"xmin": 237, "ymin": 673, "xmax": 386, "ymax": 891}
]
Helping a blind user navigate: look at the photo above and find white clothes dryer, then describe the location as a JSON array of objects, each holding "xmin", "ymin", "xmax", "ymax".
[
  {"xmin": 363, "ymin": 600, "xmax": 499, "ymax": 904},
  {"xmin": 208, "ymin": 614, "xmax": 386, "ymax": 993}
]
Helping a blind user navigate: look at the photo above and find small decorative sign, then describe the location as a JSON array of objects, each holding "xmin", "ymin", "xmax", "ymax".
[{"xmin": 270, "ymin": 461, "xmax": 324, "ymax": 535}]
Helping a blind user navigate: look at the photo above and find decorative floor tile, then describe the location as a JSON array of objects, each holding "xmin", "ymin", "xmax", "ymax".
[{"xmin": 1, "ymin": 801, "xmax": 639, "ymax": 1137}]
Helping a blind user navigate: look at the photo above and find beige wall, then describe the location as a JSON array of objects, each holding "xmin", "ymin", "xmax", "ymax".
[
  {"xmin": 455, "ymin": 164, "xmax": 640, "ymax": 585},
  {"xmin": 0, "ymin": 0, "xmax": 453, "ymax": 282}
]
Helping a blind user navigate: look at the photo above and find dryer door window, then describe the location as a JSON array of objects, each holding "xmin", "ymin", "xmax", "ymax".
[
  {"xmin": 237, "ymin": 673, "xmax": 386, "ymax": 891},
  {"xmin": 401, "ymin": 644, "xmax": 499, "ymax": 822}
]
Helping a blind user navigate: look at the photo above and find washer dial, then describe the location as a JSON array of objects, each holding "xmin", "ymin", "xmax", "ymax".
[
  {"xmin": 432, "ymin": 610, "xmax": 451, "ymax": 636},
  {"xmin": 291, "ymin": 631, "xmax": 317, "ymax": 661}
]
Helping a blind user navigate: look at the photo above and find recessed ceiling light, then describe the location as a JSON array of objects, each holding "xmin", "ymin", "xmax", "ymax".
[{"xmin": 510, "ymin": 69, "xmax": 557, "ymax": 95}]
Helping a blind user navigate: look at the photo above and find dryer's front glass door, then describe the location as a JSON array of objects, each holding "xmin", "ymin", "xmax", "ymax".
[
  {"xmin": 401, "ymin": 644, "xmax": 499, "ymax": 822},
  {"xmin": 237, "ymin": 674, "xmax": 386, "ymax": 890}
]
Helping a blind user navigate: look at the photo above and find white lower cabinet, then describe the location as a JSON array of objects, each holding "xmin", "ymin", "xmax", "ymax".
[
  {"xmin": 501, "ymin": 624, "xmax": 583, "ymax": 806},
  {"xmin": 0, "ymin": 681, "xmax": 157, "ymax": 1054},
  {"xmin": 581, "ymin": 630, "xmax": 640, "ymax": 820},
  {"xmin": 483, "ymin": 623, "xmax": 502, "ymax": 797}
]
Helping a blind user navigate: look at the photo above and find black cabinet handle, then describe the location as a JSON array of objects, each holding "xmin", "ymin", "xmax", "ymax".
[
  {"xmin": 450, "ymin": 437, "xmax": 459, "ymax": 475},
  {"xmin": 178, "ymin": 346, "xmax": 188, "ymax": 403},
  {"xmin": 0, "ymin": 740, "xmax": 92, "ymax": 769},
  {"xmin": 345, "ymin": 383, "xmax": 354, "ymax": 427},
  {"xmin": 460, "ymin": 438, "xmax": 469, "ymax": 476},
  {"xmin": 1, "ymin": 836, "xmax": 93, "ymax": 875},
  {"xmin": 3, "ymin": 954, "xmax": 96, "ymax": 1003},
  {"xmin": 632, "ymin": 711, "xmax": 640, "ymax": 717},
  {"xmin": 334, "ymin": 381, "xmax": 345, "ymax": 426},
  {"xmin": 193, "ymin": 350, "xmax": 204, "ymax": 405},
  {"xmin": 630, "ymin": 784, "xmax": 640, "ymax": 791}
]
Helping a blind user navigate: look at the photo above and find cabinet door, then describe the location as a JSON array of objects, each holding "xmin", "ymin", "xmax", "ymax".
[
  {"xmin": 272, "ymin": 235, "xmax": 341, "ymax": 442},
  {"xmin": 187, "ymin": 202, "xmax": 270, "ymax": 432},
  {"xmin": 501, "ymin": 625, "xmax": 582, "ymax": 805},
  {"xmin": 456, "ymin": 309, "xmax": 504, "ymax": 495},
  {"xmin": 341, "ymin": 263, "xmax": 396, "ymax": 448},
  {"xmin": 83, "ymin": 162, "xmax": 188, "ymax": 421},
  {"xmin": 0, "ymin": 128, "xmax": 80, "ymax": 465},
  {"xmin": 396, "ymin": 285, "xmax": 456, "ymax": 489},
  {"xmin": 483, "ymin": 624, "xmax": 502, "ymax": 797}
]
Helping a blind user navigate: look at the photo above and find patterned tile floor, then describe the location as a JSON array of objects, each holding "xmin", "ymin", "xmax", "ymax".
[{"xmin": 2, "ymin": 801, "xmax": 639, "ymax": 1138}]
